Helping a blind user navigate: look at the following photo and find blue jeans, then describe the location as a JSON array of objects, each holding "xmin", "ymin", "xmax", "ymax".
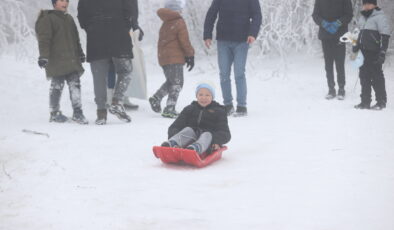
[{"xmin": 217, "ymin": 40, "xmax": 249, "ymax": 107}]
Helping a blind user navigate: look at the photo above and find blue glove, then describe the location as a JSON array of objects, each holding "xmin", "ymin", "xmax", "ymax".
[
  {"xmin": 329, "ymin": 20, "xmax": 342, "ymax": 34},
  {"xmin": 321, "ymin": 20, "xmax": 331, "ymax": 32}
]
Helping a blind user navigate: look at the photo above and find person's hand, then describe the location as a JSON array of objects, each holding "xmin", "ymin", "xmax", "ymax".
[
  {"xmin": 212, "ymin": 144, "xmax": 220, "ymax": 151},
  {"xmin": 205, "ymin": 39, "xmax": 212, "ymax": 49},
  {"xmin": 376, "ymin": 50, "xmax": 386, "ymax": 65},
  {"xmin": 185, "ymin": 56, "xmax": 194, "ymax": 71},
  {"xmin": 38, "ymin": 58, "xmax": 48, "ymax": 69},
  {"xmin": 247, "ymin": 36, "xmax": 256, "ymax": 44}
]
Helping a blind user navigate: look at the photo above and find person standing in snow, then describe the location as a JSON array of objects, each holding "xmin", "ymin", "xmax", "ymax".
[
  {"xmin": 148, "ymin": 0, "xmax": 195, "ymax": 119},
  {"xmin": 35, "ymin": 0, "xmax": 88, "ymax": 124},
  {"xmin": 353, "ymin": 0, "xmax": 391, "ymax": 110},
  {"xmin": 203, "ymin": 0, "xmax": 262, "ymax": 117},
  {"xmin": 77, "ymin": 0, "xmax": 139, "ymax": 125},
  {"xmin": 161, "ymin": 83, "xmax": 231, "ymax": 155},
  {"xmin": 312, "ymin": 0, "xmax": 353, "ymax": 100},
  {"xmin": 107, "ymin": 0, "xmax": 144, "ymax": 111}
]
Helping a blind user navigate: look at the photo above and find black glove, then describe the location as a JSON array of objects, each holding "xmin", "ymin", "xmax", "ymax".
[
  {"xmin": 80, "ymin": 54, "xmax": 86, "ymax": 63},
  {"xmin": 38, "ymin": 58, "xmax": 48, "ymax": 69},
  {"xmin": 376, "ymin": 50, "xmax": 386, "ymax": 65},
  {"xmin": 185, "ymin": 56, "xmax": 194, "ymax": 71},
  {"xmin": 352, "ymin": 45, "xmax": 360, "ymax": 53},
  {"xmin": 137, "ymin": 26, "xmax": 144, "ymax": 41}
]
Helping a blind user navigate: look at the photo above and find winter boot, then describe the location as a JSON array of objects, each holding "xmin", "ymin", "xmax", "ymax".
[
  {"xmin": 224, "ymin": 104, "xmax": 234, "ymax": 116},
  {"xmin": 371, "ymin": 102, "xmax": 386, "ymax": 111},
  {"xmin": 162, "ymin": 106, "xmax": 178, "ymax": 119},
  {"xmin": 161, "ymin": 140, "xmax": 179, "ymax": 148},
  {"xmin": 123, "ymin": 97, "xmax": 139, "ymax": 110},
  {"xmin": 49, "ymin": 111, "xmax": 69, "ymax": 123},
  {"xmin": 109, "ymin": 101, "xmax": 131, "ymax": 123},
  {"xmin": 186, "ymin": 143, "xmax": 202, "ymax": 154},
  {"xmin": 149, "ymin": 96, "xmax": 162, "ymax": 113},
  {"xmin": 337, "ymin": 88, "xmax": 345, "ymax": 100},
  {"xmin": 95, "ymin": 109, "xmax": 107, "ymax": 125},
  {"xmin": 325, "ymin": 88, "xmax": 336, "ymax": 100},
  {"xmin": 234, "ymin": 106, "xmax": 247, "ymax": 117},
  {"xmin": 72, "ymin": 108, "xmax": 89, "ymax": 125},
  {"xmin": 354, "ymin": 102, "xmax": 370, "ymax": 110}
]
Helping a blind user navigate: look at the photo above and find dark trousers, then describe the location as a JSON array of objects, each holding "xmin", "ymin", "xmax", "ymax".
[
  {"xmin": 322, "ymin": 40, "xmax": 346, "ymax": 90},
  {"xmin": 153, "ymin": 64, "xmax": 184, "ymax": 109},
  {"xmin": 50, "ymin": 72, "xmax": 82, "ymax": 112},
  {"xmin": 359, "ymin": 50, "xmax": 387, "ymax": 105}
]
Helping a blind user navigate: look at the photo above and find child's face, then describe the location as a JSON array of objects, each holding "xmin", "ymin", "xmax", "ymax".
[
  {"xmin": 53, "ymin": 0, "xmax": 69, "ymax": 12},
  {"xmin": 197, "ymin": 88, "xmax": 213, "ymax": 107},
  {"xmin": 362, "ymin": 4, "xmax": 376, "ymax": 11}
]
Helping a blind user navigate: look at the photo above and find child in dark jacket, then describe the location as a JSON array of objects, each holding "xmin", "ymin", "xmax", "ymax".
[
  {"xmin": 35, "ymin": 0, "xmax": 87, "ymax": 124},
  {"xmin": 353, "ymin": 0, "xmax": 391, "ymax": 110},
  {"xmin": 162, "ymin": 83, "xmax": 231, "ymax": 155}
]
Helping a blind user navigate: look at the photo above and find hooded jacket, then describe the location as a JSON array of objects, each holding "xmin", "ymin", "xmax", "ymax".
[
  {"xmin": 157, "ymin": 8, "xmax": 195, "ymax": 67},
  {"xmin": 35, "ymin": 10, "xmax": 84, "ymax": 78},
  {"xmin": 168, "ymin": 101, "xmax": 231, "ymax": 146},
  {"xmin": 357, "ymin": 8, "xmax": 391, "ymax": 52}
]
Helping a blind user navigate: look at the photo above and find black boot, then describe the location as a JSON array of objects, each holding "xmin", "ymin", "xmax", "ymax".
[
  {"xmin": 109, "ymin": 100, "xmax": 131, "ymax": 123},
  {"xmin": 224, "ymin": 104, "xmax": 234, "ymax": 116},
  {"xmin": 49, "ymin": 111, "xmax": 69, "ymax": 123},
  {"xmin": 325, "ymin": 88, "xmax": 336, "ymax": 100},
  {"xmin": 162, "ymin": 106, "xmax": 178, "ymax": 119},
  {"xmin": 234, "ymin": 106, "xmax": 247, "ymax": 117},
  {"xmin": 72, "ymin": 108, "xmax": 88, "ymax": 125},
  {"xmin": 95, "ymin": 109, "xmax": 107, "ymax": 125},
  {"xmin": 354, "ymin": 102, "xmax": 370, "ymax": 109},
  {"xmin": 337, "ymin": 88, "xmax": 345, "ymax": 100},
  {"xmin": 149, "ymin": 96, "xmax": 162, "ymax": 113},
  {"xmin": 371, "ymin": 102, "xmax": 386, "ymax": 111}
]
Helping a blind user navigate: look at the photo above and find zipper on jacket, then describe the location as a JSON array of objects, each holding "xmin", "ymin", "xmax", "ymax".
[{"xmin": 197, "ymin": 109, "xmax": 204, "ymax": 126}]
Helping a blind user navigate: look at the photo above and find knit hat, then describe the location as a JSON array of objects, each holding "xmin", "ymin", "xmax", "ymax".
[
  {"xmin": 196, "ymin": 83, "xmax": 215, "ymax": 99},
  {"xmin": 164, "ymin": 0, "xmax": 186, "ymax": 12},
  {"xmin": 362, "ymin": 0, "xmax": 377, "ymax": 5}
]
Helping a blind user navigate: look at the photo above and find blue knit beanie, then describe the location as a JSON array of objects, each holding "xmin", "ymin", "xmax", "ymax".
[
  {"xmin": 165, "ymin": 0, "xmax": 185, "ymax": 12},
  {"xmin": 196, "ymin": 83, "xmax": 215, "ymax": 99}
]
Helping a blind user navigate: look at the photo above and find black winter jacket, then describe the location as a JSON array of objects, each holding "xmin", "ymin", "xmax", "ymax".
[
  {"xmin": 204, "ymin": 0, "xmax": 262, "ymax": 42},
  {"xmin": 168, "ymin": 101, "xmax": 231, "ymax": 146},
  {"xmin": 77, "ymin": 0, "xmax": 139, "ymax": 62},
  {"xmin": 312, "ymin": 0, "xmax": 353, "ymax": 40}
]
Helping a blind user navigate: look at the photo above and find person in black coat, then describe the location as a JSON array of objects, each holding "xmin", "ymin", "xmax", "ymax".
[
  {"xmin": 77, "ymin": 0, "xmax": 141, "ymax": 125},
  {"xmin": 162, "ymin": 83, "xmax": 231, "ymax": 155},
  {"xmin": 203, "ymin": 0, "xmax": 262, "ymax": 117},
  {"xmin": 312, "ymin": 0, "xmax": 353, "ymax": 100}
]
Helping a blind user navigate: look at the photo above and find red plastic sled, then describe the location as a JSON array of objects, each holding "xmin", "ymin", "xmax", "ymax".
[{"xmin": 152, "ymin": 146, "xmax": 227, "ymax": 168}]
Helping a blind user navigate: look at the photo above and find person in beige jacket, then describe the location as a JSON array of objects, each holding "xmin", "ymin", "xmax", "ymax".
[{"xmin": 149, "ymin": 0, "xmax": 195, "ymax": 118}]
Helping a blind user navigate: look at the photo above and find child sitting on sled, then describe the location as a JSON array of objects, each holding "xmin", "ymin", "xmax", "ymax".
[{"xmin": 161, "ymin": 83, "xmax": 231, "ymax": 155}]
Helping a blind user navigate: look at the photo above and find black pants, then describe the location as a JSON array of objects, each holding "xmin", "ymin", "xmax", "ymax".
[
  {"xmin": 322, "ymin": 40, "xmax": 346, "ymax": 90},
  {"xmin": 153, "ymin": 64, "xmax": 184, "ymax": 109},
  {"xmin": 359, "ymin": 50, "xmax": 387, "ymax": 105}
]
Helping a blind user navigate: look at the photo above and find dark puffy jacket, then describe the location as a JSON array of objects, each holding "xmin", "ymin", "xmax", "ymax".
[
  {"xmin": 312, "ymin": 0, "xmax": 353, "ymax": 40},
  {"xmin": 357, "ymin": 8, "xmax": 391, "ymax": 52},
  {"xmin": 168, "ymin": 101, "xmax": 231, "ymax": 146},
  {"xmin": 35, "ymin": 10, "xmax": 84, "ymax": 78},
  {"xmin": 77, "ymin": 0, "xmax": 138, "ymax": 62},
  {"xmin": 204, "ymin": 0, "xmax": 262, "ymax": 42}
]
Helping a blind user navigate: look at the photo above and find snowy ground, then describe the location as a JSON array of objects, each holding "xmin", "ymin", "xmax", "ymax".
[{"xmin": 1, "ymin": 53, "xmax": 394, "ymax": 230}]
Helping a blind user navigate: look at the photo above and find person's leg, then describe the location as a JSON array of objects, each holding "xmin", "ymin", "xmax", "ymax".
[
  {"xmin": 233, "ymin": 42, "xmax": 249, "ymax": 108},
  {"xmin": 334, "ymin": 42, "xmax": 346, "ymax": 97},
  {"xmin": 188, "ymin": 132, "xmax": 213, "ymax": 155},
  {"xmin": 107, "ymin": 60, "xmax": 116, "ymax": 106},
  {"xmin": 322, "ymin": 40, "xmax": 336, "ymax": 97},
  {"xmin": 49, "ymin": 75, "xmax": 68, "ymax": 122},
  {"xmin": 112, "ymin": 57, "xmax": 133, "ymax": 104},
  {"xmin": 358, "ymin": 61, "xmax": 372, "ymax": 107},
  {"xmin": 90, "ymin": 59, "xmax": 111, "ymax": 110},
  {"xmin": 49, "ymin": 75, "xmax": 66, "ymax": 112},
  {"xmin": 217, "ymin": 40, "xmax": 234, "ymax": 107},
  {"xmin": 153, "ymin": 66, "xmax": 172, "ymax": 101},
  {"xmin": 371, "ymin": 61, "xmax": 387, "ymax": 108},
  {"xmin": 65, "ymin": 72, "xmax": 88, "ymax": 124},
  {"xmin": 164, "ymin": 64, "xmax": 184, "ymax": 113},
  {"xmin": 168, "ymin": 127, "xmax": 198, "ymax": 148}
]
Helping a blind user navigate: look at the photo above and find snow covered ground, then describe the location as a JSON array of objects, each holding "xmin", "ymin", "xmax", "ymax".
[{"xmin": 1, "ymin": 53, "xmax": 394, "ymax": 230}]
